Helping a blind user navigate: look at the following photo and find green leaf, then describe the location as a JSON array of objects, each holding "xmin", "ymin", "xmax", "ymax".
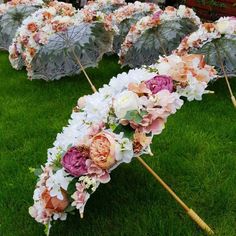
[
  {"xmin": 113, "ymin": 124, "xmax": 134, "ymax": 140},
  {"xmin": 34, "ymin": 168, "xmax": 43, "ymax": 177},
  {"xmin": 64, "ymin": 205, "xmax": 76, "ymax": 213},
  {"xmin": 67, "ymin": 178, "xmax": 78, "ymax": 196},
  {"xmin": 124, "ymin": 110, "xmax": 143, "ymax": 123}
]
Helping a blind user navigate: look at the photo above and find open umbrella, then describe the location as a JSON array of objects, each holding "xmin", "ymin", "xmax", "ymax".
[
  {"xmin": 29, "ymin": 22, "xmax": 114, "ymax": 80},
  {"xmin": 29, "ymin": 53, "xmax": 216, "ymax": 236},
  {"xmin": 9, "ymin": 1, "xmax": 115, "ymax": 81},
  {"xmin": 175, "ymin": 17, "xmax": 236, "ymax": 107},
  {"xmin": 119, "ymin": 5, "xmax": 201, "ymax": 68},
  {"xmin": 0, "ymin": 0, "xmax": 43, "ymax": 50},
  {"xmin": 110, "ymin": 1, "xmax": 160, "ymax": 53},
  {"xmin": 9, "ymin": 1, "xmax": 76, "ymax": 71}
]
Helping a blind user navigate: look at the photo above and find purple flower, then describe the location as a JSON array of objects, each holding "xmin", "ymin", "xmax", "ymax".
[
  {"xmin": 145, "ymin": 75, "xmax": 174, "ymax": 94},
  {"xmin": 61, "ymin": 146, "xmax": 89, "ymax": 177},
  {"xmin": 152, "ymin": 11, "xmax": 162, "ymax": 20}
]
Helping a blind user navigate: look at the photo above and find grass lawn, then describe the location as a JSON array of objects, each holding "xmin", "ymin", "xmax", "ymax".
[{"xmin": 0, "ymin": 51, "xmax": 236, "ymax": 236}]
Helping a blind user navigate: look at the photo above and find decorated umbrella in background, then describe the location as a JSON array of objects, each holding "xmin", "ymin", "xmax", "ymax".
[
  {"xmin": 9, "ymin": 1, "xmax": 115, "ymax": 81},
  {"xmin": 119, "ymin": 5, "xmax": 201, "ymax": 68},
  {"xmin": 9, "ymin": 1, "xmax": 76, "ymax": 75},
  {"xmin": 175, "ymin": 17, "xmax": 236, "ymax": 107},
  {"xmin": 0, "ymin": 0, "xmax": 44, "ymax": 51},
  {"xmin": 29, "ymin": 22, "xmax": 114, "ymax": 81},
  {"xmin": 109, "ymin": 1, "xmax": 160, "ymax": 53}
]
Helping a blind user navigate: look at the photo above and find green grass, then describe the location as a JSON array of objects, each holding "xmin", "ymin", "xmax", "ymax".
[{"xmin": 0, "ymin": 51, "xmax": 236, "ymax": 236}]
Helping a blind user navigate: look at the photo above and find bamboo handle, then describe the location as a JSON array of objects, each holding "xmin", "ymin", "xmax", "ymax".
[
  {"xmin": 137, "ymin": 156, "xmax": 214, "ymax": 235},
  {"xmin": 188, "ymin": 209, "xmax": 214, "ymax": 235},
  {"xmin": 231, "ymin": 96, "xmax": 236, "ymax": 108}
]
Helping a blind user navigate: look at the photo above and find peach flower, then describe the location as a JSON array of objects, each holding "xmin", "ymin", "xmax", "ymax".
[
  {"xmin": 90, "ymin": 132, "xmax": 116, "ymax": 169},
  {"xmin": 42, "ymin": 189, "xmax": 69, "ymax": 213},
  {"xmin": 27, "ymin": 22, "xmax": 38, "ymax": 33}
]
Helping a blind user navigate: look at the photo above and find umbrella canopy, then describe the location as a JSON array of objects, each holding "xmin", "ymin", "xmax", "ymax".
[
  {"xmin": 0, "ymin": 0, "xmax": 43, "ymax": 50},
  {"xmin": 119, "ymin": 5, "xmax": 201, "ymax": 68},
  {"xmin": 30, "ymin": 22, "xmax": 114, "ymax": 80}
]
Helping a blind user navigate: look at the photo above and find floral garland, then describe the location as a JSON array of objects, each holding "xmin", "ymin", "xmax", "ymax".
[
  {"xmin": 29, "ymin": 53, "xmax": 216, "ymax": 234},
  {"xmin": 119, "ymin": 5, "xmax": 201, "ymax": 63},
  {"xmin": 148, "ymin": 54, "xmax": 217, "ymax": 101},
  {"xmin": 83, "ymin": 0, "xmax": 126, "ymax": 12},
  {"xmin": 9, "ymin": 1, "xmax": 76, "ymax": 78},
  {"xmin": 110, "ymin": 1, "xmax": 160, "ymax": 25},
  {"xmin": 175, "ymin": 17, "xmax": 236, "ymax": 56},
  {"xmin": 0, "ymin": 0, "xmax": 44, "ymax": 16},
  {"xmin": 73, "ymin": 7, "xmax": 115, "ymax": 31}
]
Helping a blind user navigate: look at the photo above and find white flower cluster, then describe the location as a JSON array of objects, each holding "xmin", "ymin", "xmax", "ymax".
[
  {"xmin": 84, "ymin": 0, "xmax": 126, "ymax": 12},
  {"xmin": 111, "ymin": 1, "xmax": 160, "ymax": 24}
]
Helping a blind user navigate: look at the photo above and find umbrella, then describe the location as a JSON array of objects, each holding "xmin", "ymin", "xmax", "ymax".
[
  {"xmin": 9, "ymin": 1, "xmax": 77, "ymax": 71},
  {"xmin": 29, "ymin": 53, "xmax": 216, "ymax": 236},
  {"xmin": 29, "ymin": 22, "xmax": 114, "ymax": 80},
  {"xmin": 0, "ymin": 1, "xmax": 42, "ymax": 50},
  {"xmin": 119, "ymin": 5, "xmax": 201, "ymax": 68},
  {"xmin": 9, "ymin": 1, "xmax": 115, "ymax": 81},
  {"xmin": 175, "ymin": 17, "xmax": 236, "ymax": 107},
  {"xmin": 110, "ymin": 1, "xmax": 160, "ymax": 53}
]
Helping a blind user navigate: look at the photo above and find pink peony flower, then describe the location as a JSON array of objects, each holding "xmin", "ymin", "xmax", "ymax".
[
  {"xmin": 145, "ymin": 75, "xmax": 174, "ymax": 94},
  {"xmin": 152, "ymin": 10, "xmax": 162, "ymax": 20},
  {"xmin": 61, "ymin": 146, "xmax": 89, "ymax": 177},
  {"xmin": 90, "ymin": 132, "xmax": 116, "ymax": 169},
  {"xmin": 86, "ymin": 159, "xmax": 111, "ymax": 183}
]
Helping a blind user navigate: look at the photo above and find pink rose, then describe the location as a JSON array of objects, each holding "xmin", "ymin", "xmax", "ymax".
[
  {"xmin": 90, "ymin": 132, "xmax": 116, "ymax": 169},
  {"xmin": 145, "ymin": 75, "xmax": 174, "ymax": 94},
  {"xmin": 61, "ymin": 146, "xmax": 89, "ymax": 177},
  {"xmin": 86, "ymin": 159, "xmax": 111, "ymax": 183}
]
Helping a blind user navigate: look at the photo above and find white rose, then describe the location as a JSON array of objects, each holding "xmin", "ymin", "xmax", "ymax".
[
  {"xmin": 216, "ymin": 19, "xmax": 230, "ymax": 34},
  {"xmin": 113, "ymin": 91, "xmax": 139, "ymax": 119}
]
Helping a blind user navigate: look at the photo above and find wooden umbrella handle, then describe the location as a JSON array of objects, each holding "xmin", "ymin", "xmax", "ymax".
[{"xmin": 137, "ymin": 156, "xmax": 214, "ymax": 235}]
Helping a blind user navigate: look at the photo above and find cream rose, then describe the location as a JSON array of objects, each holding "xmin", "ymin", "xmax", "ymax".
[
  {"xmin": 216, "ymin": 19, "xmax": 230, "ymax": 34},
  {"xmin": 113, "ymin": 90, "xmax": 139, "ymax": 119}
]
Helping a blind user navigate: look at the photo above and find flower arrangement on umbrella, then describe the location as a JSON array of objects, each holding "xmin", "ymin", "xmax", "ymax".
[
  {"xmin": 29, "ymin": 53, "xmax": 216, "ymax": 235},
  {"xmin": 9, "ymin": 1, "xmax": 116, "ymax": 80},
  {"xmin": 119, "ymin": 5, "xmax": 201, "ymax": 68},
  {"xmin": 0, "ymin": 0, "xmax": 44, "ymax": 51},
  {"xmin": 175, "ymin": 17, "xmax": 236, "ymax": 107},
  {"xmin": 108, "ymin": 1, "xmax": 160, "ymax": 53},
  {"xmin": 83, "ymin": 0, "xmax": 126, "ymax": 14}
]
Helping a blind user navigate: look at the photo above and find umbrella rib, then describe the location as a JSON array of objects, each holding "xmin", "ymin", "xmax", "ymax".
[{"xmin": 214, "ymin": 42, "xmax": 236, "ymax": 107}]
